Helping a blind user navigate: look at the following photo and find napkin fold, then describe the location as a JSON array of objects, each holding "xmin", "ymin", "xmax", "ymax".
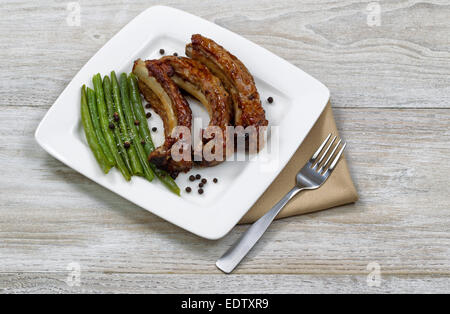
[{"xmin": 239, "ymin": 102, "xmax": 358, "ymax": 224}]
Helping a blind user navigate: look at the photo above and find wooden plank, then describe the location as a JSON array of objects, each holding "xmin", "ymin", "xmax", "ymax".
[
  {"xmin": 0, "ymin": 0, "xmax": 449, "ymax": 109},
  {"xmin": 0, "ymin": 273, "xmax": 448, "ymax": 294}
]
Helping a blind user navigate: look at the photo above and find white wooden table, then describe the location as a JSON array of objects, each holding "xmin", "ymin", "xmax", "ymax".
[{"xmin": 1, "ymin": 0, "xmax": 449, "ymax": 293}]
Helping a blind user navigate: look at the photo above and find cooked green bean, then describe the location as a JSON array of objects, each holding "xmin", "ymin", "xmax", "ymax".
[
  {"xmin": 119, "ymin": 73, "xmax": 154, "ymax": 182},
  {"xmin": 80, "ymin": 85, "xmax": 112, "ymax": 173},
  {"xmin": 93, "ymin": 74, "xmax": 131, "ymax": 181},
  {"xmin": 128, "ymin": 73, "xmax": 180, "ymax": 195},
  {"xmin": 110, "ymin": 71, "xmax": 143, "ymax": 176},
  {"xmin": 86, "ymin": 87, "xmax": 115, "ymax": 166},
  {"xmin": 128, "ymin": 73, "xmax": 155, "ymax": 153},
  {"xmin": 153, "ymin": 167, "xmax": 180, "ymax": 195},
  {"xmin": 103, "ymin": 75, "xmax": 133, "ymax": 174}
]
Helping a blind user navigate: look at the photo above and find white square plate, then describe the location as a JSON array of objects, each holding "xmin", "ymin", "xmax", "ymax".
[{"xmin": 35, "ymin": 6, "xmax": 329, "ymax": 240}]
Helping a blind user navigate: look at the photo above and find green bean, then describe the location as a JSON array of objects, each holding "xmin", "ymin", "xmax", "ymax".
[
  {"xmin": 103, "ymin": 75, "xmax": 133, "ymax": 174},
  {"xmin": 93, "ymin": 74, "xmax": 131, "ymax": 181},
  {"xmin": 128, "ymin": 73, "xmax": 155, "ymax": 153},
  {"xmin": 80, "ymin": 85, "xmax": 112, "ymax": 173},
  {"xmin": 152, "ymin": 167, "xmax": 180, "ymax": 195},
  {"xmin": 86, "ymin": 87, "xmax": 115, "ymax": 166},
  {"xmin": 119, "ymin": 73, "xmax": 154, "ymax": 182},
  {"xmin": 128, "ymin": 73, "xmax": 180, "ymax": 195},
  {"xmin": 110, "ymin": 71, "xmax": 143, "ymax": 176}
]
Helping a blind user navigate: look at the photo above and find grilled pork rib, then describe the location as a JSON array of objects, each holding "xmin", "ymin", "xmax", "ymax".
[
  {"xmin": 132, "ymin": 59, "xmax": 192, "ymax": 177},
  {"xmin": 160, "ymin": 56, "xmax": 233, "ymax": 166},
  {"xmin": 186, "ymin": 34, "xmax": 268, "ymax": 138}
]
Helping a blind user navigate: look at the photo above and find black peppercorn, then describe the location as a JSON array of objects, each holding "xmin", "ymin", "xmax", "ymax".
[
  {"xmin": 189, "ymin": 175, "xmax": 195, "ymax": 181},
  {"xmin": 152, "ymin": 127, "xmax": 157, "ymax": 132},
  {"xmin": 109, "ymin": 123, "xmax": 115, "ymax": 130},
  {"xmin": 113, "ymin": 112, "xmax": 119, "ymax": 122},
  {"xmin": 185, "ymin": 187, "xmax": 192, "ymax": 193},
  {"xmin": 124, "ymin": 141, "xmax": 130, "ymax": 149},
  {"xmin": 134, "ymin": 120, "xmax": 140, "ymax": 126},
  {"xmin": 213, "ymin": 178, "xmax": 218, "ymax": 183},
  {"xmin": 199, "ymin": 182, "xmax": 204, "ymax": 188},
  {"xmin": 146, "ymin": 112, "xmax": 152, "ymax": 119},
  {"xmin": 159, "ymin": 48, "xmax": 165, "ymax": 55},
  {"xmin": 198, "ymin": 188, "xmax": 204, "ymax": 195},
  {"xmin": 145, "ymin": 103, "xmax": 151, "ymax": 109},
  {"xmin": 173, "ymin": 52, "xmax": 178, "ymax": 56},
  {"xmin": 201, "ymin": 178, "xmax": 207, "ymax": 184},
  {"xmin": 267, "ymin": 96, "xmax": 274, "ymax": 103}
]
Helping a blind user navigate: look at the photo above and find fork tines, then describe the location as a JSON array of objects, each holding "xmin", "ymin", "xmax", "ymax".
[{"xmin": 310, "ymin": 133, "xmax": 347, "ymax": 174}]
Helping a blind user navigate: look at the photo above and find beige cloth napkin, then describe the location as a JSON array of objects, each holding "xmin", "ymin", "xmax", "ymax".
[{"xmin": 239, "ymin": 102, "xmax": 358, "ymax": 224}]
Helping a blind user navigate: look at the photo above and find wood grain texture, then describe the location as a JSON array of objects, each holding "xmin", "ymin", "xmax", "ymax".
[
  {"xmin": 0, "ymin": 0, "xmax": 449, "ymax": 293},
  {"xmin": 1, "ymin": 273, "xmax": 449, "ymax": 294}
]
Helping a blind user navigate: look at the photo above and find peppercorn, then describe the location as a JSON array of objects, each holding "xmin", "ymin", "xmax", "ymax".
[
  {"xmin": 267, "ymin": 96, "xmax": 274, "ymax": 103},
  {"xmin": 195, "ymin": 174, "xmax": 201, "ymax": 180},
  {"xmin": 189, "ymin": 175, "xmax": 195, "ymax": 181},
  {"xmin": 159, "ymin": 48, "xmax": 165, "ymax": 55},
  {"xmin": 134, "ymin": 120, "xmax": 140, "ymax": 126},
  {"xmin": 198, "ymin": 188, "xmax": 204, "ymax": 194},
  {"xmin": 109, "ymin": 123, "xmax": 115, "ymax": 130},
  {"xmin": 124, "ymin": 141, "xmax": 130, "ymax": 149},
  {"xmin": 146, "ymin": 112, "xmax": 152, "ymax": 119},
  {"xmin": 152, "ymin": 127, "xmax": 157, "ymax": 132},
  {"xmin": 213, "ymin": 178, "xmax": 218, "ymax": 183},
  {"xmin": 185, "ymin": 187, "xmax": 192, "ymax": 193}
]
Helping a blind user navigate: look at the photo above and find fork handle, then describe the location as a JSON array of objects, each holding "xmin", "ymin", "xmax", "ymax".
[{"xmin": 216, "ymin": 186, "xmax": 302, "ymax": 273}]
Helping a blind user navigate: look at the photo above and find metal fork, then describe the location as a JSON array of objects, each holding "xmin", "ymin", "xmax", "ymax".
[{"xmin": 216, "ymin": 133, "xmax": 347, "ymax": 273}]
